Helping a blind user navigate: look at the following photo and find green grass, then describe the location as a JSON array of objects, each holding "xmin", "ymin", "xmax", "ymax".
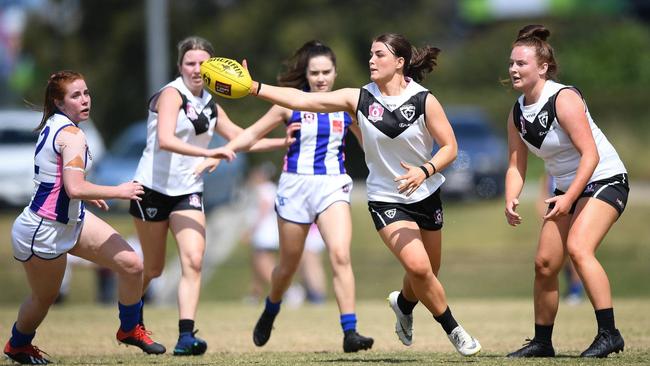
[
  {"xmin": 1, "ymin": 186, "xmax": 649, "ymax": 364},
  {"xmin": 0, "ymin": 299, "xmax": 648, "ymax": 365}
]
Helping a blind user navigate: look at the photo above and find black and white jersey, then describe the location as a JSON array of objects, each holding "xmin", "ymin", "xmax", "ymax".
[
  {"xmin": 134, "ymin": 77, "xmax": 218, "ymax": 195},
  {"xmin": 513, "ymin": 80, "xmax": 626, "ymax": 191},
  {"xmin": 357, "ymin": 80, "xmax": 444, "ymax": 204}
]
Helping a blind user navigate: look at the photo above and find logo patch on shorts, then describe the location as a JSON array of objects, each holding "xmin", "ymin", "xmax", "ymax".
[
  {"xmin": 146, "ymin": 208, "xmax": 158, "ymax": 218},
  {"xmin": 434, "ymin": 209, "xmax": 443, "ymax": 225},
  {"xmin": 616, "ymin": 198, "xmax": 624, "ymax": 208},
  {"xmin": 277, "ymin": 196, "xmax": 288, "ymax": 206},
  {"xmin": 342, "ymin": 183, "xmax": 351, "ymax": 193},
  {"xmin": 188, "ymin": 194, "xmax": 202, "ymax": 208},
  {"xmin": 384, "ymin": 208, "xmax": 396, "ymax": 219}
]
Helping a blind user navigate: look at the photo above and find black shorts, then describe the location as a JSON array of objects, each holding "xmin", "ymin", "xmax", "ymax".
[
  {"xmin": 550, "ymin": 173, "xmax": 629, "ymax": 216},
  {"xmin": 129, "ymin": 186, "xmax": 204, "ymax": 222},
  {"xmin": 368, "ymin": 189, "xmax": 443, "ymax": 231}
]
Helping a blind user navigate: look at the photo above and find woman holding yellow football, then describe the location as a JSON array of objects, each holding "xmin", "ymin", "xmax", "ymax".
[
  {"xmin": 130, "ymin": 36, "xmax": 288, "ymax": 356},
  {"xmin": 231, "ymin": 33, "xmax": 481, "ymax": 356},
  {"xmin": 199, "ymin": 40, "xmax": 374, "ymax": 352}
]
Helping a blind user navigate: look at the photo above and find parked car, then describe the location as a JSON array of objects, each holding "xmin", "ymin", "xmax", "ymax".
[
  {"xmin": 0, "ymin": 109, "xmax": 105, "ymax": 207},
  {"xmin": 89, "ymin": 121, "xmax": 246, "ymax": 211},
  {"xmin": 438, "ymin": 107, "xmax": 507, "ymax": 200}
]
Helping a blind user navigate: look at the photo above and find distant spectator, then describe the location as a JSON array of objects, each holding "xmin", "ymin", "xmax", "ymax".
[{"xmin": 242, "ymin": 164, "xmax": 327, "ymax": 307}]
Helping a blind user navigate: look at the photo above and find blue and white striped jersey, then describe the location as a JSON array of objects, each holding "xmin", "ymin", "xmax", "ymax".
[{"xmin": 283, "ymin": 111, "xmax": 352, "ymax": 175}]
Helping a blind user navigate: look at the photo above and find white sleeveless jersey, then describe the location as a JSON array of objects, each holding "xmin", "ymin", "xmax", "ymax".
[
  {"xmin": 134, "ymin": 77, "xmax": 217, "ymax": 195},
  {"xmin": 513, "ymin": 80, "xmax": 626, "ymax": 191},
  {"xmin": 357, "ymin": 80, "xmax": 445, "ymax": 204},
  {"xmin": 29, "ymin": 113, "xmax": 92, "ymax": 224},
  {"xmin": 282, "ymin": 110, "xmax": 351, "ymax": 175}
]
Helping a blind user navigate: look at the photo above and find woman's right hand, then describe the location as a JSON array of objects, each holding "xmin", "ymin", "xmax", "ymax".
[
  {"xmin": 117, "ymin": 181, "xmax": 144, "ymax": 201},
  {"xmin": 206, "ymin": 147, "xmax": 236, "ymax": 161},
  {"xmin": 284, "ymin": 122, "xmax": 301, "ymax": 146},
  {"xmin": 505, "ymin": 197, "xmax": 522, "ymax": 226}
]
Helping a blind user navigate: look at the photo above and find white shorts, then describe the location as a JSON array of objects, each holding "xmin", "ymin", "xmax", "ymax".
[
  {"xmin": 275, "ymin": 173, "xmax": 352, "ymax": 224},
  {"xmin": 12, "ymin": 207, "xmax": 83, "ymax": 262}
]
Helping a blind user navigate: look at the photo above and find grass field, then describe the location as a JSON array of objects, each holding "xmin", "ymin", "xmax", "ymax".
[
  {"xmin": 0, "ymin": 299, "xmax": 649, "ymax": 365},
  {"xmin": 1, "ymin": 182, "xmax": 649, "ymax": 364}
]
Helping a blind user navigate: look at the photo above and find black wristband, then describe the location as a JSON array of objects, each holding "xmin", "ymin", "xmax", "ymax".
[
  {"xmin": 255, "ymin": 82, "xmax": 262, "ymax": 96},
  {"xmin": 419, "ymin": 165, "xmax": 430, "ymax": 179},
  {"xmin": 426, "ymin": 161, "xmax": 437, "ymax": 175}
]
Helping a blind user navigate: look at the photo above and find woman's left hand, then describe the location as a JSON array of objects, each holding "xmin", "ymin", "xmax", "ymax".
[
  {"xmin": 543, "ymin": 194, "xmax": 572, "ymax": 220},
  {"xmin": 394, "ymin": 161, "xmax": 426, "ymax": 197}
]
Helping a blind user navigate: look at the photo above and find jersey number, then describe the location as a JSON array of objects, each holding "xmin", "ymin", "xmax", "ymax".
[{"xmin": 34, "ymin": 126, "xmax": 50, "ymax": 174}]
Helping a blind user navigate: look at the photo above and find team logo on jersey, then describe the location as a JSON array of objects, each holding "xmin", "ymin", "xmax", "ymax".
[
  {"xmin": 302, "ymin": 112, "xmax": 317, "ymax": 123},
  {"xmin": 368, "ymin": 102, "xmax": 384, "ymax": 123},
  {"xmin": 146, "ymin": 208, "xmax": 158, "ymax": 218},
  {"xmin": 434, "ymin": 209, "xmax": 443, "ymax": 225},
  {"xmin": 537, "ymin": 110, "xmax": 549, "ymax": 128},
  {"xmin": 332, "ymin": 120, "xmax": 343, "ymax": 134},
  {"xmin": 384, "ymin": 208, "xmax": 396, "ymax": 219},
  {"xmin": 202, "ymin": 107, "xmax": 212, "ymax": 118},
  {"xmin": 188, "ymin": 194, "xmax": 202, "ymax": 208},
  {"xmin": 399, "ymin": 104, "xmax": 416, "ymax": 121},
  {"xmin": 186, "ymin": 103, "xmax": 198, "ymax": 120}
]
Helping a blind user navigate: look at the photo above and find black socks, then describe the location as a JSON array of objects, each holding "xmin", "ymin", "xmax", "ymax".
[
  {"xmin": 433, "ymin": 306, "xmax": 459, "ymax": 335},
  {"xmin": 397, "ymin": 292, "xmax": 418, "ymax": 315},
  {"xmin": 595, "ymin": 308, "xmax": 616, "ymax": 331},
  {"xmin": 534, "ymin": 323, "xmax": 554, "ymax": 344}
]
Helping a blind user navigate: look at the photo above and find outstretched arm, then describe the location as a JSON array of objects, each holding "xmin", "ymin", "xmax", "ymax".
[
  {"xmin": 216, "ymin": 104, "xmax": 290, "ymax": 152},
  {"xmin": 252, "ymin": 81, "xmax": 360, "ymax": 116}
]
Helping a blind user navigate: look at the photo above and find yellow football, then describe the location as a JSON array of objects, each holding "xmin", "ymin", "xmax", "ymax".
[{"xmin": 200, "ymin": 57, "xmax": 252, "ymax": 99}]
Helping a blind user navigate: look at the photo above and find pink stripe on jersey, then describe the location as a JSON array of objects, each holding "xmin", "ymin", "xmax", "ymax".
[{"xmin": 37, "ymin": 154, "xmax": 63, "ymax": 220}]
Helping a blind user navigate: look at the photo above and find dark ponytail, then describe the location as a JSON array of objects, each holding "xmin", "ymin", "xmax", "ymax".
[{"xmin": 373, "ymin": 33, "xmax": 440, "ymax": 83}]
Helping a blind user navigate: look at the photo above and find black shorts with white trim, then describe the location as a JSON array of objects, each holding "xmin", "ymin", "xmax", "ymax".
[
  {"xmin": 129, "ymin": 185, "xmax": 204, "ymax": 222},
  {"xmin": 550, "ymin": 173, "xmax": 629, "ymax": 216},
  {"xmin": 367, "ymin": 189, "xmax": 443, "ymax": 231}
]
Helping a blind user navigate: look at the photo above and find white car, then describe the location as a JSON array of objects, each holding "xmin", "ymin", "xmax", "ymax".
[{"xmin": 0, "ymin": 109, "xmax": 105, "ymax": 207}]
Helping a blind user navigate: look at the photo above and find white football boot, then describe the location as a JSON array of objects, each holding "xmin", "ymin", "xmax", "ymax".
[
  {"xmin": 387, "ymin": 291, "xmax": 413, "ymax": 346},
  {"xmin": 447, "ymin": 325, "xmax": 481, "ymax": 356}
]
